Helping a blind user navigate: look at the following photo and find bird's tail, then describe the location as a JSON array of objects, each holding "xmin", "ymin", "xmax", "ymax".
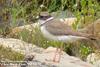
[
  {"xmin": 79, "ymin": 33, "xmax": 100, "ymax": 49},
  {"xmin": 85, "ymin": 36, "xmax": 100, "ymax": 50}
]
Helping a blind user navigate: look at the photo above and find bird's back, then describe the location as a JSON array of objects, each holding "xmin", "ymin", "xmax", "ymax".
[{"xmin": 44, "ymin": 19, "xmax": 74, "ymax": 36}]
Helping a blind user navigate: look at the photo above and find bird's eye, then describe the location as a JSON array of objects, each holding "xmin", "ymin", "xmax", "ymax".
[
  {"xmin": 39, "ymin": 15, "xmax": 51, "ymax": 20},
  {"xmin": 39, "ymin": 16, "xmax": 44, "ymax": 18}
]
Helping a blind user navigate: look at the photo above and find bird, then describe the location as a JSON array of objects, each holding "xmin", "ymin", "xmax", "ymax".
[{"xmin": 39, "ymin": 12, "xmax": 97, "ymax": 63}]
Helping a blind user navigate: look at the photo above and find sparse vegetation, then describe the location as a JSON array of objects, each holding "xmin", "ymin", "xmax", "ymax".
[
  {"xmin": 0, "ymin": 0, "xmax": 100, "ymax": 61},
  {"xmin": 0, "ymin": 45, "xmax": 24, "ymax": 61}
]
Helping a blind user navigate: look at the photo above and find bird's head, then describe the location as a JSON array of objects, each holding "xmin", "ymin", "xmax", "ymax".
[
  {"xmin": 39, "ymin": 12, "xmax": 52, "ymax": 20},
  {"xmin": 38, "ymin": 12, "xmax": 54, "ymax": 26}
]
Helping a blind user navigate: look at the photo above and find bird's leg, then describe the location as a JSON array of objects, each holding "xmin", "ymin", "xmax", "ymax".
[
  {"xmin": 55, "ymin": 45, "xmax": 63, "ymax": 63},
  {"xmin": 53, "ymin": 47, "xmax": 59, "ymax": 62},
  {"xmin": 45, "ymin": 47, "xmax": 59, "ymax": 62},
  {"xmin": 53, "ymin": 43, "xmax": 63, "ymax": 63}
]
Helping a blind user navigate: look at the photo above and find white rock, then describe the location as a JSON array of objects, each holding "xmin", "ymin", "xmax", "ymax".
[
  {"xmin": 0, "ymin": 38, "xmax": 44, "ymax": 54},
  {"xmin": 87, "ymin": 53, "xmax": 100, "ymax": 64},
  {"xmin": 0, "ymin": 38, "xmax": 94, "ymax": 67},
  {"xmin": 44, "ymin": 46, "xmax": 58, "ymax": 53},
  {"xmin": 34, "ymin": 51, "xmax": 94, "ymax": 67},
  {"xmin": 44, "ymin": 46, "xmax": 66, "ymax": 55},
  {"xmin": 94, "ymin": 60, "xmax": 100, "ymax": 67}
]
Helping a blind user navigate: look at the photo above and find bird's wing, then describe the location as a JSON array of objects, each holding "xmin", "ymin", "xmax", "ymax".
[
  {"xmin": 45, "ymin": 19, "xmax": 94, "ymax": 38},
  {"xmin": 45, "ymin": 19, "xmax": 77, "ymax": 36}
]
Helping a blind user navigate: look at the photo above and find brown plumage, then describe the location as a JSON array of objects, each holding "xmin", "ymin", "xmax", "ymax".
[{"xmin": 44, "ymin": 19, "xmax": 94, "ymax": 39}]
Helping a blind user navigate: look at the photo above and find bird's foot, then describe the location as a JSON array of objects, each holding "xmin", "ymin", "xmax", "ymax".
[
  {"xmin": 53, "ymin": 59, "xmax": 60, "ymax": 63},
  {"xmin": 45, "ymin": 59, "xmax": 60, "ymax": 63}
]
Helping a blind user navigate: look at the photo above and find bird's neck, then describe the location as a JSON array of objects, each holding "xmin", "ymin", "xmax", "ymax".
[{"xmin": 39, "ymin": 17, "xmax": 54, "ymax": 26}]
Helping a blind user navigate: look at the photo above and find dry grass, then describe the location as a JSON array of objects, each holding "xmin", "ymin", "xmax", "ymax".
[{"xmin": 0, "ymin": 45, "xmax": 24, "ymax": 61}]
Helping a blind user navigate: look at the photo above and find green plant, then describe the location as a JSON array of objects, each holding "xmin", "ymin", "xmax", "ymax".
[
  {"xmin": 73, "ymin": 0, "xmax": 100, "ymax": 29},
  {"xmin": 0, "ymin": 45, "xmax": 24, "ymax": 61},
  {"xmin": 10, "ymin": 0, "xmax": 40, "ymax": 27},
  {"xmin": 79, "ymin": 43, "xmax": 92, "ymax": 60}
]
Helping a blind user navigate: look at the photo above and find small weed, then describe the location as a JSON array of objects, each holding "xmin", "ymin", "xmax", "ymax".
[{"xmin": 0, "ymin": 45, "xmax": 24, "ymax": 61}]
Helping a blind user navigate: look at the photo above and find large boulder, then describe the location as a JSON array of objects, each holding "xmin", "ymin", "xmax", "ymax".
[
  {"xmin": 0, "ymin": 38, "xmax": 94, "ymax": 67},
  {"xmin": 0, "ymin": 38, "xmax": 44, "ymax": 54},
  {"xmin": 7, "ymin": 23, "xmax": 39, "ymax": 37},
  {"xmin": 33, "ymin": 47, "xmax": 94, "ymax": 67}
]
